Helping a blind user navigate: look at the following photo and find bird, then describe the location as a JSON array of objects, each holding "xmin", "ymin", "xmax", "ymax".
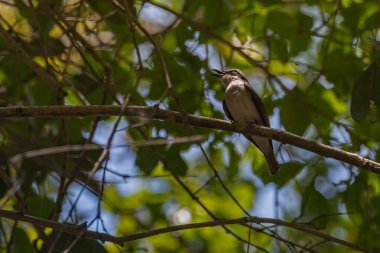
[{"xmin": 212, "ymin": 68, "xmax": 279, "ymax": 175}]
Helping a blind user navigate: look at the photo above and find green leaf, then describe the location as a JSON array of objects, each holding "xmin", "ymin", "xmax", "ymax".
[
  {"xmin": 136, "ymin": 147, "xmax": 159, "ymax": 175},
  {"xmin": 163, "ymin": 146, "xmax": 187, "ymax": 176},
  {"xmin": 365, "ymin": 11, "xmax": 380, "ymax": 30},
  {"xmin": 27, "ymin": 195, "xmax": 55, "ymax": 219},
  {"xmin": 269, "ymin": 38, "xmax": 289, "ymax": 62},
  {"xmin": 203, "ymin": 0, "xmax": 231, "ymax": 26},
  {"xmin": 307, "ymin": 85, "xmax": 345, "ymax": 136},
  {"xmin": 0, "ymin": 148, "xmax": 9, "ymax": 198},
  {"xmin": 288, "ymin": 13, "xmax": 313, "ymax": 56},
  {"xmin": 258, "ymin": 0, "xmax": 283, "ymax": 6},
  {"xmin": 279, "ymin": 88, "xmax": 310, "ymax": 135},
  {"xmin": 91, "ymin": 1, "xmax": 115, "ymax": 15},
  {"xmin": 341, "ymin": 4, "xmax": 364, "ymax": 33},
  {"xmin": 310, "ymin": 85, "xmax": 345, "ymax": 117},
  {"xmin": 257, "ymin": 162, "xmax": 304, "ymax": 187},
  {"xmin": 66, "ymin": 118, "xmax": 88, "ymax": 143},
  {"xmin": 266, "ymin": 11, "xmax": 297, "ymax": 38},
  {"xmin": 289, "ymin": 35, "xmax": 310, "ymax": 57},
  {"xmin": 272, "ymin": 162, "xmax": 304, "ymax": 187},
  {"xmin": 234, "ymin": 27, "xmax": 248, "ymax": 44},
  {"xmin": 69, "ymin": 238, "xmax": 108, "ymax": 253},
  {"xmin": 375, "ymin": 45, "xmax": 380, "ymax": 67},
  {"xmin": 41, "ymin": 232, "xmax": 107, "ymax": 253},
  {"xmin": 12, "ymin": 228, "xmax": 36, "ymax": 253},
  {"xmin": 250, "ymin": 14, "xmax": 266, "ymax": 37},
  {"xmin": 303, "ymin": 189, "xmax": 332, "ymax": 228},
  {"xmin": 324, "ymin": 49, "xmax": 363, "ymax": 96},
  {"xmin": 29, "ymin": 79, "xmax": 55, "ymax": 105},
  {"xmin": 351, "ymin": 64, "xmax": 380, "ymax": 122},
  {"xmin": 372, "ymin": 65, "xmax": 380, "ymax": 118}
]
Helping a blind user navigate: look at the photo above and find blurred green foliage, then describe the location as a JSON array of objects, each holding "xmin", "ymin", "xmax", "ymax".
[{"xmin": 0, "ymin": 0, "xmax": 380, "ymax": 252}]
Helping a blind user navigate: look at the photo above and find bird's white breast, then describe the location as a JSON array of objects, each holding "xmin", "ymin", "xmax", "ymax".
[
  {"xmin": 224, "ymin": 80, "xmax": 262, "ymax": 123},
  {"xmin": 224, "ymin": 80, "xmax": 270, "ymax": 154}
]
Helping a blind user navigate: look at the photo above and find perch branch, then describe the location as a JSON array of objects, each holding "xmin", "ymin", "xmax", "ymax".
[{"xmin": 0, "ymin": 105, "xmax": 378, "ymax": 174}]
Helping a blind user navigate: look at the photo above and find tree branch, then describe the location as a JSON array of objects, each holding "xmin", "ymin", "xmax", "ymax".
[
  {"xmin": 0, "ymin": 209, "xmax": 368, "ymax": 252},
  {"xmin": 0, "ymin": 105, "xmax": 378, "ymax": 173},
  {"xmin": 122, "ymin": 216, "xmax": 368, "ymax": 252}
]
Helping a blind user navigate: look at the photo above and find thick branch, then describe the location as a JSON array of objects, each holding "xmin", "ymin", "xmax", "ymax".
[
  {"xmin": 0, "ymin": 209, "xmax": 368, "ymax": 252},
  {"xmin": 0, "ymin": 105, "xmax": 379, "ymax": 174}
]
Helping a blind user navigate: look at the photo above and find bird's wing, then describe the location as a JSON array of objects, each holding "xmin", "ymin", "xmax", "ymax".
[
  {"xmin": 245, "ymin": 84, "xmax": 271, "ymax": 127},
  {"xmin": 222, "ymin": 99, "xmax": 234, "ymax": 121},
  {"xmin": 244, "ymin": 83, "xmax": 275, "ymax": 152}
]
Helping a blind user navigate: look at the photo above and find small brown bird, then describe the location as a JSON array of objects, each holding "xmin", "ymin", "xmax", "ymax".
[{"xmin": 212, "ymin": 69, "xmax": 279, "ymax": 175}]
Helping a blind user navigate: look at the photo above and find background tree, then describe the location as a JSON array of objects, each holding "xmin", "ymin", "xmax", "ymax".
[{"xmin": 0, "ymin": 0, "xmax": 379, "ymax": 252}]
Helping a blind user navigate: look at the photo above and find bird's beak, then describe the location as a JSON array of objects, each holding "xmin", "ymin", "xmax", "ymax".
[{"xmin": 211, "ymin": 69, "xmax": 224, "ymax": 77}]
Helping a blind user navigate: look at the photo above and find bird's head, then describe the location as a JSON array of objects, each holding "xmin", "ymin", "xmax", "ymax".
[{"xmin": 212, "ymin": 69, "xmax": 248, "ymax": 87}]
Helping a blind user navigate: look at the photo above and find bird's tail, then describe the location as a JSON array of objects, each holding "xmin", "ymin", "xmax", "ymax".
[{"xmin": 265, "ymin": 151, "xmax": 280, "ymax": 175}]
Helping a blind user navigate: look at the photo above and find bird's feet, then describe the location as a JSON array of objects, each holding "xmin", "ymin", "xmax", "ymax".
[
  {"xmin": 248, "ymin": 121, "xmax": 258, "ymax": 127},
  {"xmin": 231, "ymin": 120, "xmax": 243, "ymax": 126}
]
